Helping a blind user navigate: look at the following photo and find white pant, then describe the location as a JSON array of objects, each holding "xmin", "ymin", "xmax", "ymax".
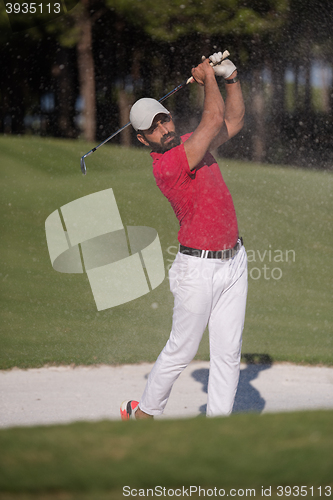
[{"xmin": 139, "ymin": 245, "xmax": 248, "ymax": 417}]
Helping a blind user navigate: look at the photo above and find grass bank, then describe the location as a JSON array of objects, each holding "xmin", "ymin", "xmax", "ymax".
[{"xmin": 0, "ymin": 410, "xmax": 332, "ymax": 498}]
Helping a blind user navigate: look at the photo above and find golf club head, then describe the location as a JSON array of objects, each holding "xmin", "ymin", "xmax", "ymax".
[{"xmin": 80, "ymin": 156, "xmax": 87, "ymax": 175}]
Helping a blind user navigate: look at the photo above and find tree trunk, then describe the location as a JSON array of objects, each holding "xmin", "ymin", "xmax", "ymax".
[
  {"xmin": 52, "ymin": 48, "xmax": 76, "ymax": 138},
  {"xmin": 320, "ymin": 64, "xmax": 330, "ymax": 113},
  {"xmin": 118, "ymin": 87, "xmax": 132, "ymax": 147},
  {"xmin": 294, "ymin": 61, "xmax": 300, "ymax": 112},
  {"xmin": 251, "ymin": 68, "xmax": 266, "ymax": 163},
  {"xmin": 2, "ymin": 88, "xmax": 11, "ymax": 134},
  {"xmin": 304, "ymin": 55, "xmax": 312, "ymax": 114},
  {"xmin": 330, "ymin": 64, "xmax": 333, "ymax": 115},
  {"xmin": 270, "ymin": 58, "xmax": 286, "ymax": 136},
  {"xmin": 76, "ymin": 0, "xmax": 96, "ymax": 142}
]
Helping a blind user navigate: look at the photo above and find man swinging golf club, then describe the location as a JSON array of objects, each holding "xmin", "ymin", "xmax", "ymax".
[{"xmin": 121, "ymin": 51, "xmax": 248, "ymax": 419}]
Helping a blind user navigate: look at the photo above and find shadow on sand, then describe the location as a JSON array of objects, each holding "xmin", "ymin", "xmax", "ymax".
[{"xmin": 191, "ymin": 353, "xmax": 273, "ymax": 415}]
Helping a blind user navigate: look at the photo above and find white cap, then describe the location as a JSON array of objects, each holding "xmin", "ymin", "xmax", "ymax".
[{"xmin": 130, "ymin": 98, "xmax": 170, "ymax": 131}]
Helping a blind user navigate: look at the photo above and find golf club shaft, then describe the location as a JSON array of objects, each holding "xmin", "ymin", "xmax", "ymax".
[
  {"xmin": 80, "ymin": 50, "xmax": 230, "ymax": 174},
  {"xmin": 80, "ymin": 80, "xmax": 189, "ymax": 174}
]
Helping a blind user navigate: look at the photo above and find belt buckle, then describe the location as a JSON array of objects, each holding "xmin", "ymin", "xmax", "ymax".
[{"xmin": 220, "ymin": 238, "xmax": 242, "ymax": 262}]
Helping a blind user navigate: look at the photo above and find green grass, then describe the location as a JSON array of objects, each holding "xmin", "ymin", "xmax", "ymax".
[
  {"xmin": 0, "ymin": 410, "xmax": 332, "ymax": 498},
  {"xmin": 0, "ymin": 136, "xmax": 332, "ymax": 496},
  {"xmin": 0, "ymin": 134, "xmax": 332, "ymax": 368}
]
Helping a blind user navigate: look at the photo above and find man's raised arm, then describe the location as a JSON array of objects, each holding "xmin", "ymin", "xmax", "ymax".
[
  {"xmin": 183, "ymin": 58, "xmax": 225, "ymax": 171},
  {"xmin": 184, "ymin": 53, "xmax": 245, "ymax": 169},
  {"xmin": 208, "ymin": 52, "xmax": 245, "ymax": 150}
]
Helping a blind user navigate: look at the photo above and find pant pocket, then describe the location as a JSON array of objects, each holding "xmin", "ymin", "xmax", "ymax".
[
  {"xmin": 174, "ymin": 261, "xmax": 211, "ymax": 315},
  {"xmin": 169, "ymin": 253, "xmax": 189, "ymax": 294}
]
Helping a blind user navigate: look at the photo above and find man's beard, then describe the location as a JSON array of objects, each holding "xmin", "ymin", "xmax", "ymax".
[{"xmin": 146, "ymin": 132, "xmax": 181, "ymax": 154}]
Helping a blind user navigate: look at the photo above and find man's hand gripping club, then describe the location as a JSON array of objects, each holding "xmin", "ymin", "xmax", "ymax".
[{"xmin": 205, "ymin": 51, "xmax": 237, "ymax": 79}]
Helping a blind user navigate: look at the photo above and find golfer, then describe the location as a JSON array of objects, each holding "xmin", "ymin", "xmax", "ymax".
[{"xmin": 121, "ymin": 51, "xmax": 248, "ymax": 419}]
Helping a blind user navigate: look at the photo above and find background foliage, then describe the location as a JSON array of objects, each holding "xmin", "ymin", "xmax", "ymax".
[{"xmin": 1, "ymin": 0, "xmax": 333, "ymax": 167}]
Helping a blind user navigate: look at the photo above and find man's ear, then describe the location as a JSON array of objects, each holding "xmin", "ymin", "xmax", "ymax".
[{"xmin": 137, "ymin": 133, "xmax": 149, "ymax": 146}]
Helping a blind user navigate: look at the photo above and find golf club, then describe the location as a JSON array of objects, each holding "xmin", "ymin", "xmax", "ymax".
[{"xmin": 80, "ymin": 50, "xmax": 230, "ymax": 174}]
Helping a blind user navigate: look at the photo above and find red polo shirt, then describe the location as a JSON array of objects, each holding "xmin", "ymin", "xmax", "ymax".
[{"xmin": 151, "ymin": 133, "xmax": 239, "ymax": 251}]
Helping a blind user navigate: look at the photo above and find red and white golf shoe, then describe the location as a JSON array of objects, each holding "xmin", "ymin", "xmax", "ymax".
[{"xmin": 120, "ymin": 400, "xmax": 139, "ymax": 420}]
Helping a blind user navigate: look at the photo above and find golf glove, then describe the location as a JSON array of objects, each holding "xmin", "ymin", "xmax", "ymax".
[{"xmin": 207, "ymin": 52, "xmax": 237, "ymax": 79}]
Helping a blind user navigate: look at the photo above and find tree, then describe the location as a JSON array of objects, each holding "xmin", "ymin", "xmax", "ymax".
[
  {"xmin": 47, "ymin": 0, "xmax": 108, "ymax": 142},
  {"xmin": 267, "ymin": 0, "xmax": 333, "ymax": 166},
  {"xmin": 107, "ymin": 0, "xmax": 291, "ymax": 161},
  {"xmin": 75, "ymin": 0, "xmax": 97, "ymax": 142}
]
